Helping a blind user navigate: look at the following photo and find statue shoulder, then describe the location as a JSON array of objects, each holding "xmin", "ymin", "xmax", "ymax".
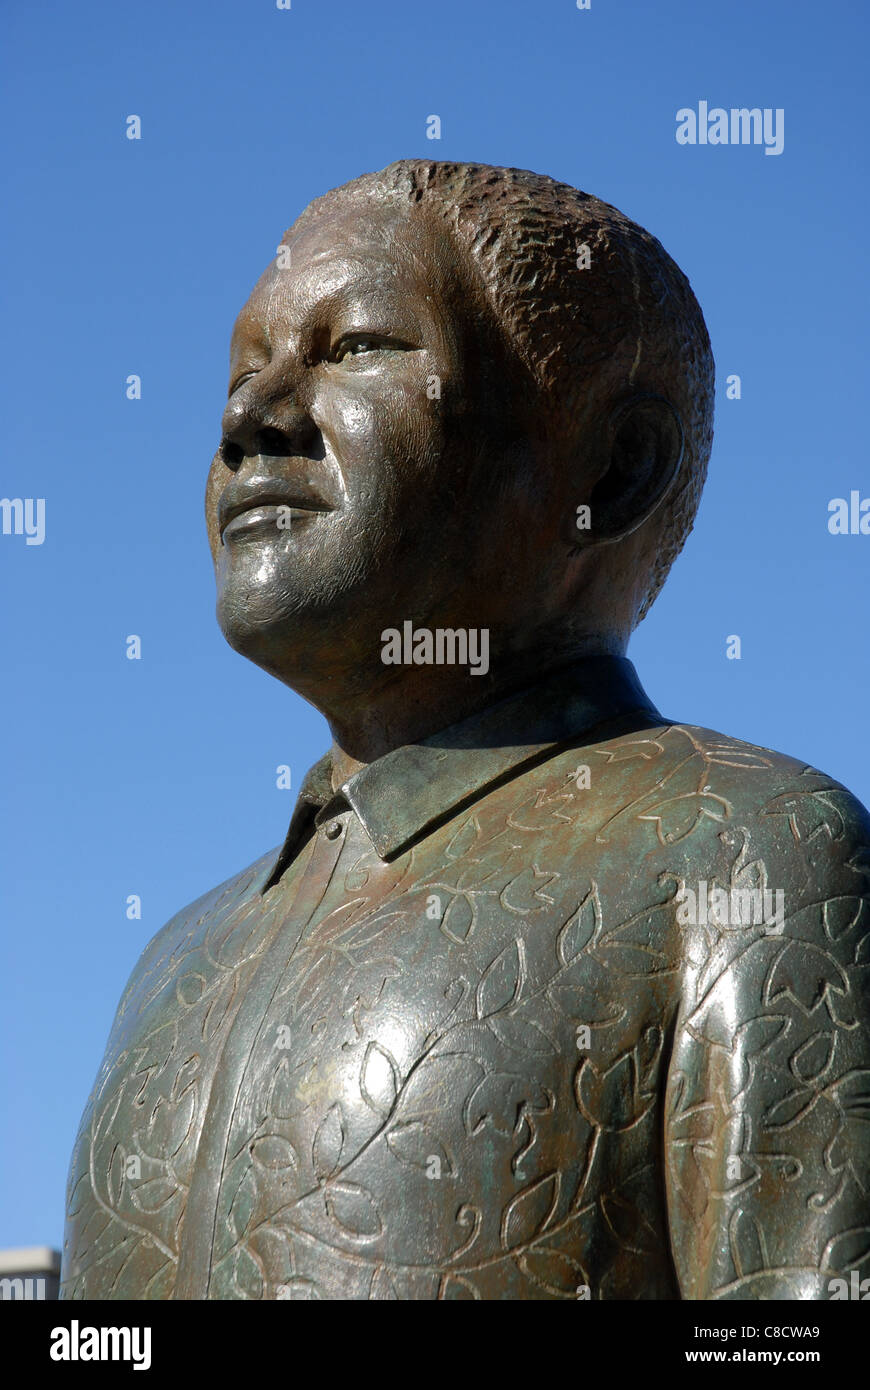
[
  {"xmin": 585, "ymin": 722, "xmax": 870, "ymax": 932},
  {"xmin": 676, "ymin": 724, "xmax": 870, "ymax": 927},
  {"xmin": 673, "ymin": 721, "xmax": 870, "ymax": 840},
  {"xmin": 108, "ymin": 846, "xmax": 279, "ymax": 1042}
]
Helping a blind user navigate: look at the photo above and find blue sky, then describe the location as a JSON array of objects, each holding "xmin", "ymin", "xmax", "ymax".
[{"xmin": 1, "ymin": 0, "xmax": 867, "ymax": 1251}]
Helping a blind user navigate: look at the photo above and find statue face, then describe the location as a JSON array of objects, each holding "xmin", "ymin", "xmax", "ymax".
[{"xmin": 206, "ymin": 197, "xmax": 577, "ymax": 699}]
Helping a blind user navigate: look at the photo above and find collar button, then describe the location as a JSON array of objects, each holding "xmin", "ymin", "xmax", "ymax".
[{"xmin": 324, "ymin": 819, "xmax": 343, "ymax": 840}]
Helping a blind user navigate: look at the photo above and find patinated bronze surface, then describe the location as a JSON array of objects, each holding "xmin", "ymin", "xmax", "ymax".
[{"xmin": 61, "ymin": 162, "xmax": 870, "ymax": 1300}]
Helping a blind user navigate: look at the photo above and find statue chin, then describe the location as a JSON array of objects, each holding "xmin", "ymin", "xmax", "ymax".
[
  {"xmin": 217, "ymin": 597, "xmax": 308, "ymax": 673},
  {"xmin": 216, "ymin": 576, "xmax": 367, "ymax": 695}
]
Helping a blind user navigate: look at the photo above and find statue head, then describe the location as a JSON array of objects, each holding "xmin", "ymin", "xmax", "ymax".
[{"xmin": 205, "ymin": 160, "xmax": 714, "ymax": 737}]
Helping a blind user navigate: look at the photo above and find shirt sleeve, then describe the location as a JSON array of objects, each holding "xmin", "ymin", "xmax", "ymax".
[{"xmin": 665, "ymin": 783, "xmax": 870, "ymax": 1300}]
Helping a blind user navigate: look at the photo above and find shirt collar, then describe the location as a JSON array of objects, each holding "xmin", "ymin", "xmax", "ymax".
[{"xmin": 262, "ymin": 655, "xmax": 661, "ymax": 889}]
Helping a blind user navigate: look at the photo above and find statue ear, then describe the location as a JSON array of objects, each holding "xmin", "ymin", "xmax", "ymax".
[{"xmin": 584, "ymin": 395, "xmax": 684, "ymax": 544}]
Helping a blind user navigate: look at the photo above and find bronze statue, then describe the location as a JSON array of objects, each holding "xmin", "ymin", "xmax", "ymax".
[{"xmin": 61, "ymin": 161, "xmax": 870, "ymax": 1300}]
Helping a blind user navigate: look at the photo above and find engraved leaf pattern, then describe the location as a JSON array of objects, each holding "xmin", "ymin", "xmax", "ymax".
[
  {"xmin": 476, "ymin": 939, "xmax": 525, "ymax": 1019},
  {"xmin": 60, "ymin": 730, "xmax": 870, "ymax": 1302}
]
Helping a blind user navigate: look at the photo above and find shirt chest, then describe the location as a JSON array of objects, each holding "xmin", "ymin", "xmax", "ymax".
[{"xmin": 67, "ymin": 758, "xmax": 692, "ymax": 1300}]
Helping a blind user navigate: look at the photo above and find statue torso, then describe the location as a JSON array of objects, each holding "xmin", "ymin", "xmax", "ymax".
[{"xmin": 61, "ymin": 723, "xmax": 870, "ymax": 1300}]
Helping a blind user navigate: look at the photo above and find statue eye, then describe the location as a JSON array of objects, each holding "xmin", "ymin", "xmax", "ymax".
[
  {"xmin": 229, "ymin": 370, "xmax": 258, "ymax": 395},
  {"xmin": 333, "ymin": 336, "xmax": 382, "ymax": 363}
]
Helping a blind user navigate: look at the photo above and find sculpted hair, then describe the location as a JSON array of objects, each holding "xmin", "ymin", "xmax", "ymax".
[{"xmin": 287, "ymin": 160, "xmax": 715, "ymax": 623}]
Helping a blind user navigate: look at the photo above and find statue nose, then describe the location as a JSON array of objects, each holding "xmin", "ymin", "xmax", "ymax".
[{"xmin": 219, "ymin": 399, "xmax": 317, "ymax": 471}]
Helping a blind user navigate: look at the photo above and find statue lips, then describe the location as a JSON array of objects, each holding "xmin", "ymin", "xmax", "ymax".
[{"xmin": 219, "ymin": 470, "xmax": 334, "ymax": 542}]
